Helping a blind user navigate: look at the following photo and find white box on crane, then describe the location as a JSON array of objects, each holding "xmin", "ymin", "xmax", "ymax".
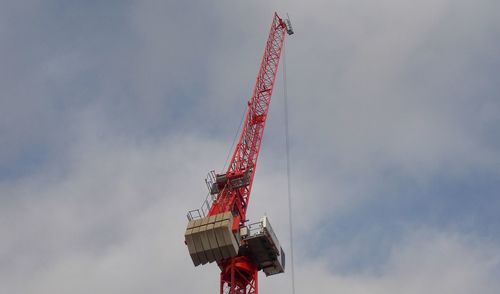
[{"xmin": 241, "ymin": 216, "xmax": 285, "ymax": 276}]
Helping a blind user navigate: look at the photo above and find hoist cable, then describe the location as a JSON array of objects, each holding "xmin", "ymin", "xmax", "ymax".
[
  {"xmin": 223, "ymin": 106, "xmax": 246, "ymax": 171},
  {"xmin": 282, "ymin": 42, "xmax": 296, "ymax": 294}
]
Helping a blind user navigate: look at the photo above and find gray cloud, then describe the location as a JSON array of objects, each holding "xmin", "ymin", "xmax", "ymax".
[
  {"xmin": 285, "ymin": 229, "xmax": 500, "ymax": 294},
  {"xmin": 1, "ymin": 0, "xmax": 499, "ymax": 293}
]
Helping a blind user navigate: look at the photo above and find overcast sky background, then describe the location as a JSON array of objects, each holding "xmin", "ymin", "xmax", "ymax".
[{"xmin": 1, "ymin": 0, "xmax": 500, "ymax": 293}]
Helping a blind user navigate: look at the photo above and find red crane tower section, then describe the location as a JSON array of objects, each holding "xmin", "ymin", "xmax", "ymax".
[{"xmin": 184, "ymin": 13, "xmax": 293, "ymax": 294}]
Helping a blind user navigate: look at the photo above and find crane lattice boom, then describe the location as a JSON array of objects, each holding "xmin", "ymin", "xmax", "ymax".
[{"xmin": 209, "ymin": 13, "xmax": 288, "ymax": 222}]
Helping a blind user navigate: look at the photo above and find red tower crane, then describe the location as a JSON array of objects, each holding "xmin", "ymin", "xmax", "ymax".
[{"xmin": 185, "ymin": 13, "xmax": 293, "ymax": 294}]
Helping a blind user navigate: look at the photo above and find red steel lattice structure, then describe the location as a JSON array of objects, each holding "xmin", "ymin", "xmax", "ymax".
[
  {"xmin": 186, "ymin": 13, "xmax": 292, "ymax": 294},
  {"xmin": 209, "ymin": 13, "xmax": 290, "ymax": 294},
  {"xmin": 209, "ymin": 12, "xmax": 287, "ymax": 223}
]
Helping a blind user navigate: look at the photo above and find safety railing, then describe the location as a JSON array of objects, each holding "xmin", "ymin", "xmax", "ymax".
[
  {"xmin": 246, "ymin": 219, "xmax": 265, "ymax": 237},
  {"xmin": 186, "ymin": 192, "xmax": 217, "ymax": 221},
  {"xmin": 204, "ymin": 170, "xmax": 217, "ymax": 194}
]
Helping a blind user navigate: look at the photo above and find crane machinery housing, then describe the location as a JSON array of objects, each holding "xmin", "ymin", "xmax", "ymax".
[{"xmin": 184, "ymin": 12, "xmax": 293, "ymax": 294}]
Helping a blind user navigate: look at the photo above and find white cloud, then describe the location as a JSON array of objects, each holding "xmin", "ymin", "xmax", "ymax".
[
  {"xmin": 271, "ymin": 229, "xmax": 500, "ymax": 294},
  {"xmin": 1, "ymin": 119, "xmax": 498, "ymax": 293},
  {"xmin": 0, "ymin": 122, "xmax": 224, "ymax": 293}
]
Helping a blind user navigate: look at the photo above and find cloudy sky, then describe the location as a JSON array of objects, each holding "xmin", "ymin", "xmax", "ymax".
[{"xmin": 1, "ymin": 0, "xmax": 500, "ymax": 293}]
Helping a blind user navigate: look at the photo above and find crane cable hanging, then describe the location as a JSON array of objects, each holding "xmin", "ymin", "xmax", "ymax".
[
  {"xmin": 282, "ymin": 41, "xmax": 296, "ymax": 294},
  {"xmin": 223, "ymin": 106, "xmax": 247, "ymax": 171}
]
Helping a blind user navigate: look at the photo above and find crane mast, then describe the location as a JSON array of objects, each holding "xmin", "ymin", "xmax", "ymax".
[{"xmin": 185, "ymin": 12, "xmax": 293, "ymax": 294}]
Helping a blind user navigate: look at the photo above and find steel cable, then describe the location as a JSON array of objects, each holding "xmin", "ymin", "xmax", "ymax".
[
  {"xmin": 282, "ymin": 42, "xmax": 296, "ymax": 294},
  {"xmin": 223, "ymin": 107, "xmax": 247, "ymax": 171}
]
